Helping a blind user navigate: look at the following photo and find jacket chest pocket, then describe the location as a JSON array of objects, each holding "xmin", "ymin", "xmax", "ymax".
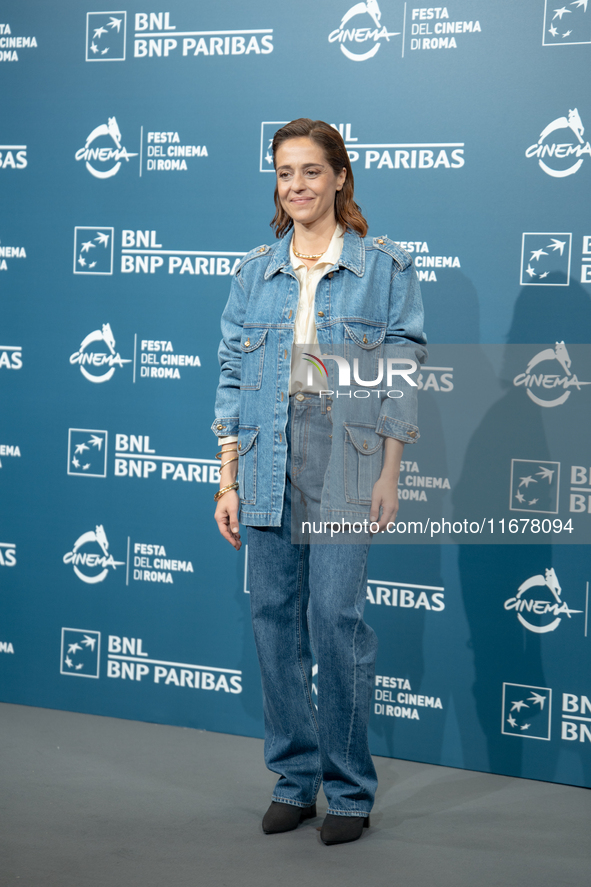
[
  {"xmin": 343, "ymin": 423, "xmax": 383, "ymax": 505},
  {"xmin": 237, "ymin": 425, "xmax": 259, "ymax": 505},
  {"xmin": 343, "ymin": 322, "xmax": 386, "ymax": 387},
  {"xmin": 240, "ymin": 329, "xmax": 268, "ymax": 391}
]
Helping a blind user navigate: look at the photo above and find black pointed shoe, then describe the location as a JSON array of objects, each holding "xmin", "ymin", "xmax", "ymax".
[
  {"xmin": 262, "ymin": 801, "xmax": 317, "ymax": 834},
  {"xmin": 320, "ymin": 813, "xmax": 370, "ymax": 845}
]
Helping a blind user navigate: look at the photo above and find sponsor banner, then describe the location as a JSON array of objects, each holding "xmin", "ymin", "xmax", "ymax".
[
  {"xmin": 67, "ymin": 429, "xmax": 219, "ymax": 485},
  {"xmin": 75, "ymin": 117, "xmax": 138, "ymax": 179},
  {"xmin": 0, "ymin": 144, "xmax": 27, "ymax": 170},
  {"xmin": 0, "ymin": 21, "xmax": 38, "ymax": 62},
  {"xmin": 0, "ymin": 237, "xmax": 26, "ymax": 270},
  {"xmin": 525, "ymin": 108, "xmax": 591, "ymax": 178},
  {"xmin": 60, "ymin": 629, "xmax": 243, "ymax": 694},
  {"xmin": 68, "ymin": 327, "xmax": 201, "ymax": 384},
  {"xmin": 67, "ymin": 429, "xmax": 108, "ymax": 477},
  {"xmin": 366, "ymin": 579, "xmax": 445, "ymax": 610},
  {"xmin": 260, "ymin": 121, "xmax": 464, "ymax": 172},
  {"xmin": 113, "ymin": 433, "xmax": 219, "ymax": 484},
  {"xmin": 520, "ymin": 233, "xmax": 572, "ymax": 286},
  {"xmin": 543, "ymin": 0, "xmax": 591, "ymax": 46},
  {"xmin": 327, "ymin": 2, "xmax": 483, "ymax": 62},
  {"xmin": 74, "ymin": 227, "xmax": 245, "ymax": 276},
  {"xmin": 0, "ymin": 444, "xmax": 21, "ymax": 471},
  {"xmin": 512, "ymin": 343, "xmax": 591, "ymax": 408},
  {"xmin": 395, "ymin": 241, "xmax": 461, "ymax": 283},
  {"xmin": 86, "ymin": 12, "xmax": 126, "ymax": 61},
  {"xmin": 74, "ymin": 228, "xmax": 114, "ymax": 275},
  {"xmin": 398, "ymin": 461, "xmax": 451, "ymax": 503},
  {"xmin": 0, "ymin": 345, "xmax": 22, "ymax": 370},
  {"xmin": 503, "ymin": 567, "xmax": 586, "ymax": 635},
  {"xmin": 503, "ymin": 683, "xmax": 591, "ymax": 746},
  {"xmin": 63, "ymin": 525, "xmax": 126, "ymax": 585},
  {"xmin": 0, "ymin": 542, "xmax": 16, "ymax": 567},
  {"xmin": 373, "ymin": 673, "xmax": 444, "ymax": 721},
  {"xmin": 87, "ymin": 10, "xmax": 274, "ymax": 62},
  {"xmin": 60, "ymin": 628, "xmax": 101, "ymax": 677},
  {"xmin": 141, "ymin": 129, "xmax": 208, "ymax": 174}
]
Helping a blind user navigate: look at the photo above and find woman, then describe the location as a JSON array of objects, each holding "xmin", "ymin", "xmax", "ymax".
[{"xmin": 212, "ymin": 119, "xmax": 426, "ymax": 845}]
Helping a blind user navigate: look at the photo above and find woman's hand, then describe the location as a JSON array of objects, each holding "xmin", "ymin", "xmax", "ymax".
[
  {"xmin": 370, "ymin": 437, "xmax": 405, "ymax": 532},
  {"xmin": 214, "ymin": 490, "xmax": 242, "ymax": 550},
  {"xmin": 369, "ymin": 476, "xmax": 399, "ymax": 532}
]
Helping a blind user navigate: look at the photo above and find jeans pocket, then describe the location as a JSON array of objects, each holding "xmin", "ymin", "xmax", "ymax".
[
  {"xmin": 237, "ymin": 425, "xmax": 259, "ymax": 504},
  {"xmin": 343, "ymin": 423, "xmax": 383, "ymax": 505}
]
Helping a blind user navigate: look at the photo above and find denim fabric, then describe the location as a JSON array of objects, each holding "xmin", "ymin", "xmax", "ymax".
[
  {"xmin": 212, "ymin": 229, "xmax": 427, "ymax": 526},
  {"xmin": 247, "ymin": 396, "xmax": 378, "ymax": 816}
]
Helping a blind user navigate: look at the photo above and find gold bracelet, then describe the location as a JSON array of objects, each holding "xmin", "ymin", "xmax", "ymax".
[
  {"xmin": 220, "ymin": 455, "xmax": 239, "ymax": 468},
  {"xmin": 214, "ymin": 481, "xmax": 239, "ymax": 502},
  {"xmin": 215, "ymin": 447, "xmax": 238, "ymax": 461}
]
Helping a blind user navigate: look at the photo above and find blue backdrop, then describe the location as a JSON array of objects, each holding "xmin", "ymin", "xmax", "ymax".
[{"xmin": 1, "ymin": 0, "xmax": 590, "ymax": 788}]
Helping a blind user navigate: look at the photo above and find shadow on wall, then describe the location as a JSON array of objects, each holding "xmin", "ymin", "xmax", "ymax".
[
  {"xmin": 453, "ymin": 274, "xmax": 591, "ymax": 782},
  {"xmin": 507, "ymin": 274, "xmax": 591, "ymax": 345},
  {"xmin": 420, "ymin": 270, "xmax": 480, "ymax": 344}
]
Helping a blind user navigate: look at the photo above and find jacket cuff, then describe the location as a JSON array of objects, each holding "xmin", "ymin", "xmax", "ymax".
[
  {"xmin": 375, "ymin": 415, "xmax": 419, "ymax": 443},
  {"xmin": 211, "ymin": 417, "xmax": 239, "ymax": 437}
]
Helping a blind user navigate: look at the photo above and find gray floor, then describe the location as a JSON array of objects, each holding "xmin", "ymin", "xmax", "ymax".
[{"xmin": 0, "ymin": 703, "xmax": 589, "ymax": 887}]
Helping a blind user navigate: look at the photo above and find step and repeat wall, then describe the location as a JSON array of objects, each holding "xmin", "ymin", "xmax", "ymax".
[{"xmin": 1, "ymin": 1, "xmax": 590, "ymax": 788}]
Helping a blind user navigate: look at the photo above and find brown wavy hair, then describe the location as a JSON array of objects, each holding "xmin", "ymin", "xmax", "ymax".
[{"xmin": 270, "ymin": 118, "xmax": 368, "ymax": 239}]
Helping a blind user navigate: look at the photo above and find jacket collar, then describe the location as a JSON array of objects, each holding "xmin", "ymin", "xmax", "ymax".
[{"xmin": 264, "ymin": 227, "xmax": 365, "ymax": 280}]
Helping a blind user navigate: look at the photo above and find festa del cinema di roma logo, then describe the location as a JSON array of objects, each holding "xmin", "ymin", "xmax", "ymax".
[
  {"xmin": 504, "ymin": 567, "xmax": 582, "ymax": 634},
  {"xmin": 526, "ymin": 108, "xmax": 591, "ymax": 178},
  {"xmin": 63, "ymin": 525, "xmax": 125, "ymax": 584},
  {"xmin": 70, "ymin": 323, "xmax": 131, "ymax": 383},
  {"xmin": 513, "ymin": 342, "xmax": 590, "ymax": 407},
  {"xmin": 329, "ymin": 0, "xmax": 399, "ymax": 60},
  {"xmin": 75, "ymin": 117, "xmax": 137, "ymax": 178}
]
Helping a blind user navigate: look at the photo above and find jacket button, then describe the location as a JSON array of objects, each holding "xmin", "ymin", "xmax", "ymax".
[
  {"xmin": 328, "ymin": 272, "xmax": 333, "ymax": 279},
  {"xmin": 296, "ymin": 393, "xmax": 305, "ymax": 401},
  {"xmin": 377, "ymin": 238, "xmax": 385, "ymax": 244},
  {"xmin": 363, "ymin": 334, "xmax": 368, "ymax": 344},
  {"xmin": 317, "ymin": 311, "xmax": 324, "ymax": 317},
  {"xmin": 363, "ymin": 441, "xmax": 368, "ymax": 449},
  {"xmin": 258, "ymin": 247, "xmax": 265, "ymax": 253},
  {"xmin": 216, "ymin": 424, "xmax": 224, "ymax": 430},
  {"xmin": 326, "ymin": 405, "xmax": 331, "ymax": 411},
  {"xmin": 408, "ymin": 431, "xmax": 417, "ymax": 438},
  {"xmin": 245, "ymin": 339, "xmax": 250, "ymax": 347}
]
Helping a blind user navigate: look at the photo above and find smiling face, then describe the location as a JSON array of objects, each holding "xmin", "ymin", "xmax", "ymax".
[{"xmin": 275, "ymin": 137, "xmax": 346, "ymax": 230}]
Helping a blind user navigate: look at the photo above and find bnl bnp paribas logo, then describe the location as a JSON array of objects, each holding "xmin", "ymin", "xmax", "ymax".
[
  {"xmin": 513, "ymin": 342, "xmax": 591, "ymax": 407},
  {"xmin": 86, "ymin": 12, "xmax": 126, "ymax": 61},
  {"xmin": 75, "ymin": 117, "xmax": 138, "ymax": 178},
  {"xmin": 502, "ymin": 684, "xmax": 552, "ymax": 740},
  {"xmin": 63, "ymin": 525, "xmax": 125, "ymax": 584},
  {"xmin": 543, "ymin": 1, "xmax": 591, "ymax": 46},
  {"xmin": 526, "ymin": 108, "xmax": 590, "ymax": 177}
]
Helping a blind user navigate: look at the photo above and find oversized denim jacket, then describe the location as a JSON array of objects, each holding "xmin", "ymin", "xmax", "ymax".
[{"xmin": 212, "ymin": 229, "xmax": 427, "ymax": 527}]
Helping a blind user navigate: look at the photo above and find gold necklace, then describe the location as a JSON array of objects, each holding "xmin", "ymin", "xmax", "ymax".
[{"xmin": 293, "ymin": 247, "xmax": 325, "ymax": 259}]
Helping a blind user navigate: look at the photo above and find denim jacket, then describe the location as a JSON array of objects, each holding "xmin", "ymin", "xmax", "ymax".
[{"xmin": 212, "ymin": 229, "xmax": 427, "ymax": 526}]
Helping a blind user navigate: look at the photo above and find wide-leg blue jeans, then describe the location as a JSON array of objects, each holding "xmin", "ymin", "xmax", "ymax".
[{"xmin": 247, "ymin": 395, "xmax": 378, "ymax": 817}]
